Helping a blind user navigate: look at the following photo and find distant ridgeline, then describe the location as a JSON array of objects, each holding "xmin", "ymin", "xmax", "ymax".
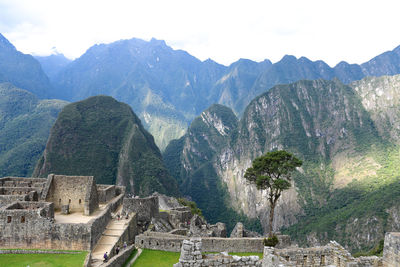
[
  {"xmin": 164, "ymin": 75, "xmax": 400, "ymax": 252},
  {"xmin": 33, "ymin": 95, "xmax": 179, "ymax": 197},
  {"xmin": 0, "ymin": 33, "xmax": 53, "ymax": 98},
  {"xmin": 44, "ymin": 36, "xmax": 400, "ymax": 150}
]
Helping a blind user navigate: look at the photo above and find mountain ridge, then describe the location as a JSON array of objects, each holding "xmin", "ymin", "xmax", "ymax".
[{"xmin": 47, "ymin": 36, "xmax": 400, "ymax": 150}]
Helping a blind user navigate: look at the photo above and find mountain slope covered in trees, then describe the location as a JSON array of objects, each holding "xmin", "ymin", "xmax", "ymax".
[
  {"xmin": 0, "ymin": 83, "xmax": 67, "ymax": 177},
  {"xmin": 33, "ymin": 95, "xmax": 179, "ymax": 196}
]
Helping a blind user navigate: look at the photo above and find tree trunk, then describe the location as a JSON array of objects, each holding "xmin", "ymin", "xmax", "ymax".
[{"xmin": 268, "ymin": 201, "xmax": 276, "ymax": 238}]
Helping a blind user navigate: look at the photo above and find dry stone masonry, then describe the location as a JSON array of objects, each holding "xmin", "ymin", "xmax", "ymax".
[
  {"xmin": 2, "ymin": 175, "xmax": 400, "ymax": 267},
  {"xmin": 173, "ymin": 238, "xmax": 262, "ymax": 267}
]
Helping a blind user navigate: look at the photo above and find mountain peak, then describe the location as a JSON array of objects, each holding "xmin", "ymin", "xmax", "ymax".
[
  {"xmin": 150, "ymin": 37, "xmax": 167, "ymax": 46},
  {"xmin": 0, "ymin": 33, "xmax": 16, "ymax": 50},
  {"xmin": 279, "ymin": 54, "xmax": 298, "ymax": 63}
]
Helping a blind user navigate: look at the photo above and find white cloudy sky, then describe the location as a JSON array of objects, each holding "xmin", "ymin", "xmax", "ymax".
[{"xmin": 0, "ymin": 0, "xmax": 400, "ymax": 66}]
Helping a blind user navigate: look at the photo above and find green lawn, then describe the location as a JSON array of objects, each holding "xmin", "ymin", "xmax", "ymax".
[
  {"xmin": 131, "ymin": 249, "xmax": 180, "ymax": 267},
  {"xmin": 130, "ymin": 249, "xmax": 263, "ymax": 266},
  {"xmin": 0, "ymin": 251, "xmax": 88, "ymax": 267}
]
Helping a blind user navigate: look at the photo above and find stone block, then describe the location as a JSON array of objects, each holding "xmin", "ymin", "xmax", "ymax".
[{"xmin": 61, "ymin": 204, "xmax": 69, "ymax": 214}]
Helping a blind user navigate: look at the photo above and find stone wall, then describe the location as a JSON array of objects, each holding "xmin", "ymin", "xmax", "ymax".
[
  {"xmin": 0, "ymin": 201, "xmax": 92, "ymax": 250},
  {"xmin": 0, "ymin": 177, "xmax": 47, "ymax": 187},
  {"xmin": 383, "ymin": 232, "xmax": 400, "ymax": 267},
  {"xmin": 101, "ymin": 245, "xmax": 135, "ymax": 267},
  {"xmin": 169, "ymin": 207, "xmax": 193, "ymax": 228},
  {"xmin": 0, "ymin": 201, "xmax": 55, "ymax": 249},
  {"xmin": 135, "ymin": 232, "xmax": 286, "ymax": 252},
  {"xmin": 123, "ymin": 196, "xmax": 159, "ymax": 223},
  {"xmin": 0, "ymin": 194, "xmax": 28, "ymax": 208},
  {"xmin": 98, "ymin": 185, "xmax": 116, "ymax": 203},
  {"xmin": 84, "ymin": 176, "xmax": 99, "ymax": 215},
  {"xmin": 42, "ymin": 174, "xmax": 99, "ymax": 215},
  {"xmin": 173, "ymin": 238, "xmax": 262, "ymax": 267},
  {"xmin": 0, "ymin": 189, "xmax": 123, "ymax": 251},
  {"xmin": 263, "ymin": 241, "xmax": 383, "ymax": 267},
  {"xmin": 107, "ymin": 213, "xmax": 138, "ymax": 259},
  {"xmin": 88, "ymin": 191, "xmax": 125, "ymax": 249}
]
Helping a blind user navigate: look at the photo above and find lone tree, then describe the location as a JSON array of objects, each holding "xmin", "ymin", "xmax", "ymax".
[{"xmin": 244, "ymin": 150, "xmax": 302, "ymax": 237}]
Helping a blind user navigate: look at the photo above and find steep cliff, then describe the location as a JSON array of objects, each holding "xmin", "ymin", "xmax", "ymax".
[
  {"xmin": 164, "ymin": 104, "xmax": 261, "ymax": 232},
  {"xmin": 166, "ymin": 77, "xmax": 400, "ymax": 251},
  {"xmin": 351, "ymin": 75, "xmax": 400, "ymax": 143},
  {"xmin": 33, "ymin": 95, "xmax": 179, "ymax": 196}
]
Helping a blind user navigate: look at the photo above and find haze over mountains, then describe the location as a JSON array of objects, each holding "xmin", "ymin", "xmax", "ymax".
[{"xmin": 2, "ymin": 32, "xmax": 400, "ymax": 252}]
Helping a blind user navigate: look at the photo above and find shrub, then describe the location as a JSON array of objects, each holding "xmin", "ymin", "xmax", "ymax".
[{"xmin": 263, "ymin": 235, "xmax": 279, "ymax": 247}]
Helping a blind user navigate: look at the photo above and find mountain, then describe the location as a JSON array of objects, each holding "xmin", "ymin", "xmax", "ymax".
[
  {"xmin": 0, "ymin": 33, "xmax": 53, "ymax": 98},
  {"xmin": 49, "ymin": 38, "xmax": 400, "ymax": 150},
  {"xmin": 51, "ymin": 38, "xmax": 227, "ymax": 150},
  {"xmin": 0, "ymin": 82, "xmax": 67, "ymax": 177},
  {"xmin": 351, "ymin": 75, "xmax": 400, "ymax": 143},
  {"xmin": 35, "ymin": 53, "xmax": 72, "ymax": 80},
  {"xmin": 164, "ymin": 104, "xmax": 262, "ymax": 232},
  {"xmin": 33, "ymin": 95, "xmax": 179, "ymax": 197},
  {"xmin": 165, "ymin": 76, "xmax": 400, "ymax": 252}
]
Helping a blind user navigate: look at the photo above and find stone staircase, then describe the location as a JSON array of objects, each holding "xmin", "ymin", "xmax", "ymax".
[{"xmin": 90, "ymin": 205, "xmax": 129, "ymax": 267}]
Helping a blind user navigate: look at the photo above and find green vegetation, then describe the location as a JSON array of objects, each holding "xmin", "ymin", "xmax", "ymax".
[
  {"xmin": 284, "ymin": 146, "xmax": 400, "ymax": 252},
  {"xmin": 263, "ymin": 235, "xmax": 279, "ymax": 247},
  {"xmin": 178, "ymin": 198, "xmax": 203, "ymax": 217},
  {"xmin": 353, "ymin": 239, "xmax": 384, "ymax": 257},
  {"xmin": 130, "ymin": 249, "xmax": 263, "ymax": 267},
  {"xmin": 0, "ymin": 83, "xmax": 67, "ymax": 177},
  {"xmin": 0, "ymin": 251, "xmax": 87, "ymax": 267},
  {"xmin": 164, "ymin": 104, "xmax": 262, "ymax": 234},
  {"xmin": 130, "ymin": 249, "xmax": 180, "ymax": 267},
  {"xmin": 244, "ymin": 150, "xmax": 302, "ymax": 237},
  {"xmin": 33, "ymin": 95, "xmax": 179, "ymax": 196}
]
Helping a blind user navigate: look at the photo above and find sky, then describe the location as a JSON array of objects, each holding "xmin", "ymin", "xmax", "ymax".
[{"xmin": 1, "ymin": 0, "xmax": 400, "ymax": 67}]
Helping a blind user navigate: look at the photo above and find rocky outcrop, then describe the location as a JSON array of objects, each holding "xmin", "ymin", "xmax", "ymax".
[
  {"xmin": 351, "ymin": 75, "xmax": 400, "ymax": 143},
  {"xmin": 188, "ymin": 215, "xmax": 227, "ymax": 238},
  {"xmin": 230, "ymin": 222, "xmax": 261, "ymax": 238},
  {"xmin": 166, "ymin": 76, "xmax": 400, "ymax": 251}
]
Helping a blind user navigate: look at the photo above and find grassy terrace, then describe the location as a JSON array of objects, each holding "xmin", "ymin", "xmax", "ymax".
[
  {"xmin": 0, "ymin": 250, "xmax": 87, "ymax": 267},
  {"xmin": 130, "ymin": 249, "xmax": 263, "ymax": 267}
]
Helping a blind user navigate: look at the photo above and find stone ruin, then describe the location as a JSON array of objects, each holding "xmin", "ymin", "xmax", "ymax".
[
  {"xmin": 0, "ymin": 175, "xmax": 129, "ymax": 251},
  {"xmin": 2, "ymin": 175, "xmax": 400, "ymax": 267},
  {"xmin": 173, "ymin": 237, "xmax": 261, "ymax": 267},
  {"xmin": 188, "ymin": 214, "xmax": 227, "ymax": 238},
  {"xmin": 230, "ymin": 222, "xmax": 262, "ymax": 238},
  {"xmin": 173, "ymin": 237, "xmax": 388, "ymax": 267}
]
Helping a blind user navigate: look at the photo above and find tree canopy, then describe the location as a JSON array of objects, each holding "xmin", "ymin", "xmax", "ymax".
[{"xmin": 244, "ymin": 150, "xmax": 302, "ymax": 237}]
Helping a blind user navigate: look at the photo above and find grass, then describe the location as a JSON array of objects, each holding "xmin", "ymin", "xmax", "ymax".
[
  {"xmin": 0, "ymin": 251, "xmax": 88, "ymax": 267},
  {"xmin": 130, "ymin": 249, "xmax": 263, "ymax": 267},
  {"xmin": 131, "ymin": 249, "xmax": 180, "ymax": 267}
]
